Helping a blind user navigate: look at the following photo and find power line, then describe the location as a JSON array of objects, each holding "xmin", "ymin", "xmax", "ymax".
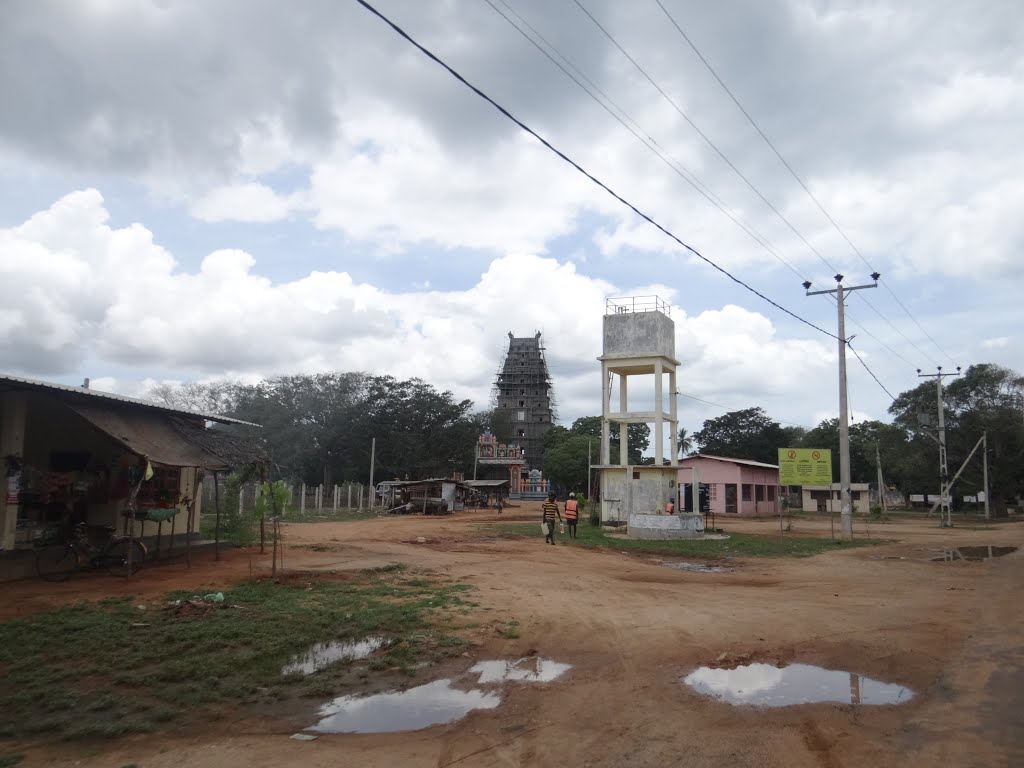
[
  {"xmin": 355, "ymin": 0, "xmax": 839, "ymax": 341},
  {"xmin": 493, "ymin": 0, "xmax": 924, "ymax": 376},
  {"xmin": 482, "ymin": 0, "xmax": 806, "ymax": 282},
  {"xmin": 570, "ymin": 0, "xmax": 841, "ymax": 278},
  {"xmin": 652, "ymin": 0, "xmax": 955, "ymax": 366},
  {"xmin": 674, "ymin": 390, "xmax": 811, "ymax": 429},
  {"xmin": 847, "ymin": 341, "xmax": 897, "ymax": 401}
]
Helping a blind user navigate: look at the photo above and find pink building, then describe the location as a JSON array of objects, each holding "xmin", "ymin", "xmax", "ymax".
[{"xmin": 677, "ymin": 455, "xmax": 780, "ymax": 517}]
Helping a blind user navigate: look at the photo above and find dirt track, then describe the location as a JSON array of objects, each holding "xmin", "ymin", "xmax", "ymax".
[{"xmin": 8, "ymin": 509, "xmax": 1024, "ymax": 767}]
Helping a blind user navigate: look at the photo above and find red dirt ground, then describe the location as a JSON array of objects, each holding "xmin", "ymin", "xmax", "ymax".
[{"xmin": 5, "ymin": 507, "xmax": 1023, "ymax": 767}]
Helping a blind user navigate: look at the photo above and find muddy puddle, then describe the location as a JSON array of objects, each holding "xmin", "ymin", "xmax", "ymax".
[
  {"xmin": 282, "ymin": 637, "xmax": 386, "ymax": 676},
  {"xmin": 683, "ymin": 663, "xmax": 914, "ymax": 707},
  {"xmin": 307, "ymin": 657, "xmax": 571, "ymax": 734},
  {"xmin": 933, "ymin": 546, "xmax": 1017, "ymax": 562},
  {"xmin": 663, "ymin": 562, "xmax": 732, "ymax": 573}
]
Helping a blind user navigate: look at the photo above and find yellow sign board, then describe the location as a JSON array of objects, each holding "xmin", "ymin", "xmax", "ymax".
[{"xmin": 777, "ymin": 448, "xmax": 833, "ymax": 485}]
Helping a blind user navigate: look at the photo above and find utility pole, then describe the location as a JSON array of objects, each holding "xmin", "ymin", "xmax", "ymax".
[
  {"xmin": 917, "ymin": 366, "xmax": 960, "ymax": 527},
  {"xmin": 982, "ymin": 430, "xmax": 990, "ymax": 521},
  {"xmin": 368, "ymin": 437, "xmax": 376, "ymax": 511},
  {"xmin": 875, "ymin": 443, "xmax": 887, "ymax": 515},
  {"xmin": 587, "ymin": 439, "xmax": 592, "ymax": 500},
  {"xmin": 804, "ymin": 272, "xmax": 879, "ymax": 541}
]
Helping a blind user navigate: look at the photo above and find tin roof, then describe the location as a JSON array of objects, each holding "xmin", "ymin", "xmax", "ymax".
[
  {"xmin": 0, "ymin": 373, "xmax": 258, "ymax": 426},
  {"xmin": 681, "ymin": 454, "xmax": 780, "ymax": 470}
]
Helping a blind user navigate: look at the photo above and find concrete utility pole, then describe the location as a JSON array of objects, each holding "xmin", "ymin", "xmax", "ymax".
[
  {"xmin": 369, "ymin": 438, "xmax": 376, "ymax": 511},
  {"xmin": 982, "ymin": 431, "xmax": 990, "ymax": 521},
  {"xmin": 804, "ymin": 273, "xmax": 879, "ymax": 541},
  {"xmin": 875, "ymin": 443, "xmax": 887, "ymax": 515},
  {"xmin": 918, "ymin": 366, "xmax": 961, "ymax": 527}
]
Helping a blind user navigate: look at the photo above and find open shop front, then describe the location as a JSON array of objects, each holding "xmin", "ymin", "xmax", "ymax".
[{"xmin": 1, "ymin": 389, "xmax": 230, "ymax": 565}]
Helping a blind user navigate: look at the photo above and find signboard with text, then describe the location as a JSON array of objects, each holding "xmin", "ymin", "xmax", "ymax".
[{"xmin": 778, "ymin": 448, "xmax": 833, "ymax": 485}]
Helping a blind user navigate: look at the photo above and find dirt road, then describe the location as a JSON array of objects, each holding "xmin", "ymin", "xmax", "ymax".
[{"xmin": 9, "ymin": 510, "xmax": 1023, "ymax": 767}]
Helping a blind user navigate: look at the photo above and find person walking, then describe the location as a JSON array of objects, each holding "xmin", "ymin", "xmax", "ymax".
[
  {"xmin": 541, "ymin": 491, "xmax": 562, "ymax": 545},
  {"xmin": 564, "ymin": 492, "xmax": 580, "ymax": 539}
]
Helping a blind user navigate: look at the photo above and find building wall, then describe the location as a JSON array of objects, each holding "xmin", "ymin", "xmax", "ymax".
[
  {"xmin": 599, "ymin": 466, "xmax": 678, "ymax": 522},
  {"xmin": 677, "ymin": 457, "xmax": 780, "ymax": 517},
  {"xmin": 1, "ymin": 390, "xmax": 203, "ymax": 551},
  {"xmin": 801, "ymin": 485, "xmax": 870, "ymax": 514}
]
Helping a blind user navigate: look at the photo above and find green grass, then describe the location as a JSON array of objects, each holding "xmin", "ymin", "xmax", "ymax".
[
  {"xmin": 0, "ymin": 570, "xmax": 474, "ymax": 741},
  {"xmin": 484, "ymin": 521, "xmax": 883, "ymax": 558}
]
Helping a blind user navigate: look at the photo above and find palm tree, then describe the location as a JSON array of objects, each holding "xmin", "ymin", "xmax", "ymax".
[{"xmin": 678, "ymin": 427, "xmax": 694, "ymax": 458}]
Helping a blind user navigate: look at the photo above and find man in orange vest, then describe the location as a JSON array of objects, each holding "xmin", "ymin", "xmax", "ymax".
[{"xmin": 564, "ymin": 492, "xmax": 580, "ymax": 539}]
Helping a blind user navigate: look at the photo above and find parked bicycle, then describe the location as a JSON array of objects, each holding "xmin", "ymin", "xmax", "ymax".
[{"xmin": 36, "ymin": 523, "xmax": 148, "ymax": 581}]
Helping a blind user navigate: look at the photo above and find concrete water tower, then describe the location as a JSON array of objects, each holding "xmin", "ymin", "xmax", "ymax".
[{"xmin": 596, "ymin": 296, "xmax": 703, "ymax": 537}]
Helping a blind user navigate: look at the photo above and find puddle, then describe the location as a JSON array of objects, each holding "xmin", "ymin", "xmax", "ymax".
[
  {"xmin": 683, "ymin": 663, "xmax": 914, "ymax": 707},
  {"xmin": 470, "ymin": 657, "xmax": 572, "ymax": 684},
  {"xmin": 308, "ymin": 679, "xmax": 501, "ymax": 734},
  {"xmin": 306, "ymin": 657, "xmax": 570, "ymax": 734},
  {"xmin": 663, "ymin": 562, "xmax": 732, "ymax": 573},
  {"xmin": 282, "ymin": 637, "xmax": 386, "ymax": 676},
  {"xmin": 933, "ymin": 546, "xmax": 1017, "ymax": 562}
]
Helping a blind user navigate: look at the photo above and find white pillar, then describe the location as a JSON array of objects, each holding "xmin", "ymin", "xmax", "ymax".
[
  {"xmin": 347, "ymin": 484, "xmax": 352, "ymax": 509},
  {"xmin": 669, "ymin": 369, "xmax": 678, "ymax": 463},
  {"xmin": 654, "ymin": 359, "xmax": 664, "ymax": 464},
  {"xmin": 619, "ymin": 374, "xmax": 629, "ymax": 465},
  {"xmin": 300, "ymin": 483, "xmax": 306, "ymax": 515},
  {"xmin": 601, "ymin": 363, "xmax": 611, "ymax": 465}
]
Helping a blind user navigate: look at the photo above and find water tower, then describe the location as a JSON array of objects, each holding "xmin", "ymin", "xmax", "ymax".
[{"xmin": 596, "ymin": 296, "xmax": 703, "ymax": 537}]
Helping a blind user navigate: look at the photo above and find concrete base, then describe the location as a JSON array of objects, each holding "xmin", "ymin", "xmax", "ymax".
[{"xmin": 628, "ymin": 513, "xmax": 704, "ymax": 540}]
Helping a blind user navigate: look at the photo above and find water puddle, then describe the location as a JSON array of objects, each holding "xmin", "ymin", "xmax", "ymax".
[
  {"xmin": 683, "ymin": 663, "xmax": 914, "ymax": 707},
  {"xmin": 308, "ymin": 679, "xmax": 501, "ymax": 733},
  {"xmin": 282, "ymin": 637, "xmax": 386, "ymax": 676},
  {"xmin": 933, "ymin": 546, "xmax": 1017, "ymax": 562},
  {"xmin": 306, "ymin": 657, "xmax": 570, "ymax": 734},
  {"xmin": 663, "ymin": 562, "xmax": 732, "ymax": 573},
  {"xmin": 470, "ymin": 657, "xmax": 572, "ymax": 683}
]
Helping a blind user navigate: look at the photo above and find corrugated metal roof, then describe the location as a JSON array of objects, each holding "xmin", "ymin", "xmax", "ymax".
[
  {"xmin": 0, "ymin": 373, "xmax": 258, "ymax": 426},
  {"xmin": 682, "ymin": 454, "xmax": 780, "ymax": 470}
]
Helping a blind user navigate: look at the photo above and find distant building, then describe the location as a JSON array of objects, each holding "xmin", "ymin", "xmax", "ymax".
[
  {"xmin": 492, "ymin": 332, "xmax": 554, "ymax": 471},
  {"xmin": 678, "ymin": 454, "xmax": 780, "ymax": 517},
  {"xmin": 801, "ymin": 483, "xmax": 870, "ymax": 514}
]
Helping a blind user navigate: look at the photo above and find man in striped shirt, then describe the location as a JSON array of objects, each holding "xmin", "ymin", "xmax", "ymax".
[{"xmin": 541, "ymin": 492, "xmax": 562, "ymax": 545}]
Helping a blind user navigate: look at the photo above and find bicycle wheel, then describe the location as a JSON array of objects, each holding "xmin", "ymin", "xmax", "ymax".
[
  {"xmin": 103, "ymin": 539, "xmax": 147, "ymax": 577},
  {"xmin": 36, "ymin": 544, "xmax": 79, "ymax": 581}
]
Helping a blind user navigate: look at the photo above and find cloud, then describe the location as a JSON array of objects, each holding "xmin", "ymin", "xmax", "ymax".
[
  {"xmin": 982, "ymin": 337, "xmax": 1009, "ymax": 349},
  {"xmin": 190, "ymin": 183, "xmax": 296, "ymax": 223}
]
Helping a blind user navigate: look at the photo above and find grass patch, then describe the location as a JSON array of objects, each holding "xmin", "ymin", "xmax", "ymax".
[
  {"xmin": 0, "ymin": 755, "xmax": 23, "ymax": 768},
  {"xmin": 484, "ymin": 522, "xmax": 883, "ymax": 558},
  {"xmin": 0, "ymin": 570, "xmax": 474, "ymax": 741}
]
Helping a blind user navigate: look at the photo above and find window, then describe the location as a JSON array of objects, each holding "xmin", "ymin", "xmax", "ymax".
[
  {"xmin": 755, "ymin": 485, "xmax": 765, "ymax": 502},
  {"xmin": 519, "ymin": 400, "xmax": 525, "ymax": 407},
  {"xmin": 742, "ymin": 484, "xmax": 752, "ymax": 502},
  {"xmin": 632, "ymin": 471, "xmax": 640, "ymax": 480},
  {"xmin": 517, "ymin": 429, "xmax": 525, "ymax": 438},
  {"xmin": 709, "ymin": 484, "xmax": 718, "ymax": 500},
  {"xmin": 517, "ymin": 411, "xmax": 525, "ymax": 421},
  {"xmin": 767, "ymin": 486, "xmax": 776, "ymax": 501},
  {"xmin": 538, "ymin": 415, "xmax": 544, "ymax": 422}
]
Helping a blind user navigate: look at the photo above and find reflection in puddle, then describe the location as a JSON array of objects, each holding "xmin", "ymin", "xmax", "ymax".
[
  {"xmin": 308, "ymin": 679, "xmax": 501, "ymax": 733},
  {"xmin": 282, "ymin": 637, "xmax": 385, "ymax": 676},
  {"xmin": 683, "ymin": 663, "xmax": 914, "ymax": 707},
  {"xmin": 934, "ymin": 546, "xmax": 1017, "ymax": 562},
  {"xmin": 470, "ymin": 657, "xmax": 572, "ymax": 684},
  {"xmin": 663, "ymin": 562, "xmax": 732, "ymax": 573}
]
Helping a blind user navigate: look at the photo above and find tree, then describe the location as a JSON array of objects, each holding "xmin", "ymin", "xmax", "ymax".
[
  {"xmin": 678, "ymin": 427, "xmax": 694, "ymax": 458},
  {"xmin": 889, "ymin": 364, "xmax": 1024, "ymax": 512},
  {"xmin": 693, "ymin": 408, "xmax": 787, "ymax": 464},
  {"xmin": 567, "ymin": 416, "xmax": 649, "ymax": 463}
]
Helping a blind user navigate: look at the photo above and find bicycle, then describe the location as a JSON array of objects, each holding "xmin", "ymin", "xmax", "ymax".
[{"xmin": 36, "ymin": 523, "xmax": 148, "ymax": 581}]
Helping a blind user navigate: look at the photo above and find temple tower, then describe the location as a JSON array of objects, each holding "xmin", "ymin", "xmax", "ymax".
[{"xmin": 493, "ymin": 332, "xmax": 554, "ymax": 470}]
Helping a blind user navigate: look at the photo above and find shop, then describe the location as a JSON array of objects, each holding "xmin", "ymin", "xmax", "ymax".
[{"xmin": 0, "ymin": 375, "xmax": 262, "ymax": 562}]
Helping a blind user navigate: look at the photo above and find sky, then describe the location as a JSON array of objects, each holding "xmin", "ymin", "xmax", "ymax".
[{"xmin": 1, "ymin": 0, "xmax": 1021, "ymax": 439}]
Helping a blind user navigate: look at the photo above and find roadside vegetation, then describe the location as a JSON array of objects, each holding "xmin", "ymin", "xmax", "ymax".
[
  {"xmin": 486, "ymin": 522, "xmax": 883, "ymax": 558},
  {"xmin": 0, "ymin": 568, "xmax": 475, "ymax": 741}
]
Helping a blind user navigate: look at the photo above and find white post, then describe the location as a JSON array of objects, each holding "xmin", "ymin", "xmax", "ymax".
[
  {"xmin": 300, "ymin": 483, "xmax": 306, "ymax": 516},
  {"xmin": 983, "ymin": 431, "xmax": 990, "ymax": 521},
  {"xmin": 348, "ymin": 484, "xmax": 352, "ymax": 509},
  {"xmin": 333, "ymin": 484, "xmax": 338, "ymax": 512},
  {"xmin": 369, "ymin": 437, "xmax": 376, "ymax": 511},
  {"xmin": 358, "ymin": 485, "xmax": 363, "ymax": 510},
  {"xmin": 238, "ymin": 484, "xmax": 244, "ymax": 516}
]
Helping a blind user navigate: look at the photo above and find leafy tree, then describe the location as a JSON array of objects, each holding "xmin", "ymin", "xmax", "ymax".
[
  {"xmin": 567, "ymin": 416, "xmax": 649, "ymax": 463},
  {"xmin": 693, "ymin": 408, "xmax": 787, "ymax": 464}
]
